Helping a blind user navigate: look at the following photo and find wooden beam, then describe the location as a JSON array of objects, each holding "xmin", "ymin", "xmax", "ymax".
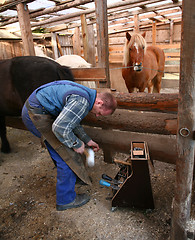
[
  {"xmin": 72, "ymin": 27, "xmax": 82, "ymax": 56},
  {"xmin": 0, "ymin": 0, "xmax": 182, "ymax": 29},
  {"xmin": 30, "ymin": 0, "xmax": 161, "ymax": 29},
  {"xmin": 82, "ymin": 109, "xmax": 177, "ymax": 135},
  {"xmin": 45, "ymin": 2, "xmax": 181, "ymax": 32},
  {"xmin": 80, "ymin": 14, "xmax": 89, "ymax": 62},
  {"xmin": 170, "ymin": 20, "xmax": 174, "ymax": 44},
  {"xmin": 5, "ymin": 116, "xmax": 178, "ymax": 165},
  {"xmin": 0, "ymin": 0, "xmax": 93, "ymax": 27},
  {"xmin": 171, "ymin": 0, "xmax": 195, "ymax": 238},
  {"xmin": 87, "ymin": 24, "xmax": 96, "ymax": 67},
  {"xmin": 84, "ymin": 126, "xmax": 178, "ymax": 165},
  {"xmin": 51, "ymin": 32, "xmax": 58, "ymax": 59},
  {"xmin": 152, "ymin": 21, "xmax": 156, "ymax": 44},
  {"xmin": 16, "ymin": 2, "xmax": 35, "ymax": 56},
  {"xmin": 71, "ymin": 67, "xmax": 106, "ymax": 82},
  {"xmin": 0, "ymin": 0, "xmax": 33, "ymax": 13},
  {"xmin": 112, "ymin": 92, "xmax": 178, "ymax": 113},
  {"xmin": 73, "ymin": 70, "xmax": 179, "ymax": 113},
  {"xmin": 56, "ymin": 34, "xmax": 63, "ymax": 56},
  {"xmin": 95, "ymin": 0, "xmax": 110, "ymax": 88},
  {"xmin": 133, "ymin": 14, "xmax": 139, "ymax": 33}
]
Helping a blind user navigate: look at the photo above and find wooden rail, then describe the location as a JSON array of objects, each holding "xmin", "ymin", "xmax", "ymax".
[
  {"xmin": 71, "ymin": 67, "xmax": 107, "ymax": 84},
  {"xmin": 6, "ymin": 91, "xmax": 180, "ymax": 165},
  {"xmin": 109, "ymin": 43, "xmax": 180, "ymax": 70}
]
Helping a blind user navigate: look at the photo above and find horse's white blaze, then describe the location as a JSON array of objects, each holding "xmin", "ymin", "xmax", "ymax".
[{"xmin": 133, "ymin": 42, "xmax": 140, "ymax": 66}]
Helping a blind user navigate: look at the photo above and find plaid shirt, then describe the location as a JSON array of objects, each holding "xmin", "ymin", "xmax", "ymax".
[{"xmin": 52, "ymin": 94, "xmax": 91, "ymax": 149}]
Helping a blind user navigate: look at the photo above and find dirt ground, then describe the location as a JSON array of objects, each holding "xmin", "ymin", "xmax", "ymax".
[{"xmin": 0, "ymin": 126, "xmax": 194, "ymax": 240}]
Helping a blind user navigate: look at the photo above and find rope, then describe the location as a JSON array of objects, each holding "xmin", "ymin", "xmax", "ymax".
[{"xmin": 109, "ymin": 65, "xmax": 180, "ymax": 77}]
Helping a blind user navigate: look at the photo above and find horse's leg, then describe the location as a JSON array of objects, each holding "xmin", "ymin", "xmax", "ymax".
[
  {"xmin": 147, "ymin": 86, "xmax": 153, "ymax": 93},
  {"xmin": 156, "ymin": 74, "xmax": 162, "ymax": 93},
  {"xmin": 142, "ymin": 78, "xmax": 153, "ymax": 93},
  {"xmin": 153, "ymin": 74, "xmax": 162, "ymax": 93},
  {"xmin": 0, "ymin": 116, "xmax": 11, "ymax": 153},
  {"xmin": 125, "ymin": 83, "xmax": 135, "ymax": 93}
]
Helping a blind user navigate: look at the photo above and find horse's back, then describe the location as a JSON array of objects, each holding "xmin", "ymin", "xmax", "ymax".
[
  {"xmin": 56, "ymin": 55, "xmax": 92, "ymax": 68},
  {"xmin": 0, "ymin": 56, "xmax": 75, "ymax": 115},
  {"xmin": 10, "ymin": 56, "xmax": 74, "ymax": 102}
]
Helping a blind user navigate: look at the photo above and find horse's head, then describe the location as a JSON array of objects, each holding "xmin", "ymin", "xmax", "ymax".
[{"xmin": 123, "ymin": 32, "xmax": 147, "ymax": 72}]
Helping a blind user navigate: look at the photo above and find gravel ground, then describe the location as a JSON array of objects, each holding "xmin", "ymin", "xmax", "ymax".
[{"xmin": 0, "ymin": 126, "xmax": 194, "ymax": 240}]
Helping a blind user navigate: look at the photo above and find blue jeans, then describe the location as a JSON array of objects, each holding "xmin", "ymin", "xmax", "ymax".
[{"xmin": 22, "ymin": 93, "xmax": 76, "ymax": 205}]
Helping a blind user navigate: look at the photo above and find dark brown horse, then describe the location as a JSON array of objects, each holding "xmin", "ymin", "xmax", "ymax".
[
  {"xmin": 122, "ymin": 32, "xmax": 165, "ymax": 93},
  {"xmin": 0, "ymin": 56, "xmax": 74, "ymax": 153}
]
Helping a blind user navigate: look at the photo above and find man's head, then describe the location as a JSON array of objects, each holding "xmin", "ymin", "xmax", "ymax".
[{"xmin": 91, "ymin": 92, "xmax": 117, "ymax": 117}]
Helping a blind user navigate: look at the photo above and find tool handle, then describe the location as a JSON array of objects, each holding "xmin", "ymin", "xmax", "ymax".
[
  {"xmin": 99, "ymin": 179, "xmax": 119, "ymax": 190},
  {"xmin": 84, "ymin": 149, "xmax": 89, "ymax": 157},
  {"xmin": 102, "ymin": 174, "xmax": 113, "ymax": 182},
  {"xmin": 99, "ymin": 179, "xmax": 111, "ymax": 187},
  {"xmin": 102, "ymin": 174, "xmax": 123, "ymax": 185},
  {"xmin": 114, "ymin": 159, "xmax": 131, "ymax": 166}
]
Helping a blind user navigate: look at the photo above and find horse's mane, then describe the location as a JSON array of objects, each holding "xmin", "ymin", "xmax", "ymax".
[{"xmin": 123, "ymin": 33, "xmax": 147, "ymax": 66}]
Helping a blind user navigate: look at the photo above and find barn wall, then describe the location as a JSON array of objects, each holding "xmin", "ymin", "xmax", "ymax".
[{"xmin": 0, "ymin": 21, "xmax": 181, "ymax": 91}]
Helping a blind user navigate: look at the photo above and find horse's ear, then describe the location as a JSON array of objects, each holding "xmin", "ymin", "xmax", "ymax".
[
  {"xmin": 126, "ymin": 32, "xmax": 131, "ymax": 42},
  {"xmin": 142, "ymin": 32, "xmax": 146, "ymax": 38}
]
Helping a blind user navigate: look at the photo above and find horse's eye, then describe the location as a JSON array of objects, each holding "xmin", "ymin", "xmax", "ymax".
[{"xmin": 143, "ymin": 47, "xmax": 145, "ymax": 49}]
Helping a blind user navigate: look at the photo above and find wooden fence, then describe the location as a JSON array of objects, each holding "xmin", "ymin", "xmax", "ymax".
[{"xmin": 0, "ymin": 36, "xmax": 180, "ymax": 90}]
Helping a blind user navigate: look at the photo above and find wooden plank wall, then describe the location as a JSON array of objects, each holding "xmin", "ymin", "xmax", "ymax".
[{"xmin": 0, "ymin": 40, "xmax": 24, "ymax": 60}]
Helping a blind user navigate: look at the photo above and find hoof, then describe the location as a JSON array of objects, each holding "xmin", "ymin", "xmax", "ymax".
[{"xmin": 1, "ymin": 144, "xmax": 11, "ymax": 153}]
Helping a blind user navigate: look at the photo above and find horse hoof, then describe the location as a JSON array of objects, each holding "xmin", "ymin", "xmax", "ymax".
[{"xmin": 1, "ymin": 145, "xmax": 11, "ymax": 153}]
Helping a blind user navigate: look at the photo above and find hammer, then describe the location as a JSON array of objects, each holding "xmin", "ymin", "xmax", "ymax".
[{"xmin": 84, "ymin": 148, "xmax": 95, "ymax": 167}]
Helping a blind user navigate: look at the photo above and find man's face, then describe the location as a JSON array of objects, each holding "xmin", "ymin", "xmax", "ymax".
[
  {"xmin": 91, "ymin": 103, "xmax": 112, "ymax": 117},
  {"xmin": 93, "ymin": 106, "xmax": 112, "ymax": 117}
]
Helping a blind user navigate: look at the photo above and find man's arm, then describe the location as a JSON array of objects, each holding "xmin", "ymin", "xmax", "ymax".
[{"xmin": 52, "ymin": 95, "xmax": 90, "ymax": 150}]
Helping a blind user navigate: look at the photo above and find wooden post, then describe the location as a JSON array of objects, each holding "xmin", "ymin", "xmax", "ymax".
[
  {"xmin": 56, "ymin": 35, "xmax": 63, "ymax": 56},
  {"xmin": 94, "ymin": 0, "xmax": 110, "ymax": 88},
  {"xmin": 51, "ymin": 32, "xmax": 58, "ymax": 59},
  {"xmin": 16, "ymin": 2, "xmax": 35, "ymax": 56},
  {"xmin": 73, "ymin": 27, "xmax": 82, "ymax": 56},
  {"xmin": 133, "ymin": 14, "xmax": 139, "ymax": 33},
  {"xmin": 152, "ymin": 21, "xmax": 156, "ymax": 45},
  {"xmin": 87, "ymin": 24, "xmax": 96, "ymax": 67},
  {"xmin": 170, "ymin": 20, "xmax": 174, "ymax": 44},
  {"xmin": 81, "ymin": 14, "xmax": 89, "ymax": 62},
  {"xmin": 170, "ymin": 0, "xmax": 195, "ymax": 239}
]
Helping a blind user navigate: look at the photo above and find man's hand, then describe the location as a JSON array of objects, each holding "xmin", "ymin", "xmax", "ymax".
[
  {"xmin": 73, "ymin": 141, "xmax": 85, "ymax": 154},
  {"xmin": 87, "ymin": 140, "xmax": 99, "ymax": 152}
]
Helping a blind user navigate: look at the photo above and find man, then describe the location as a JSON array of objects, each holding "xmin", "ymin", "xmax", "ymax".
[{"xmin": 22, "ymin": 80, "xmax": 117, "ymax": 211}]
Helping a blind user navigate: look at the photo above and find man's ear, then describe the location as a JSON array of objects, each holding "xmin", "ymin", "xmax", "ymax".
[{"xmin": 95, "ymin": 97, "xmax": 103, "ymax": 106}]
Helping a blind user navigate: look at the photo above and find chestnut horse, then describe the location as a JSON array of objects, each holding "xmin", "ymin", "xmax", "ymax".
[{"xmin": 122, "ymin": 32, "xmax": 165, "ymax": 93}]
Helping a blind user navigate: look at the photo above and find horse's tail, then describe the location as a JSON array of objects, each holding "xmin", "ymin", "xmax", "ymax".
[{"xmin": 58, "ymin": 65, "xmax": 75, "ymax": 81}]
